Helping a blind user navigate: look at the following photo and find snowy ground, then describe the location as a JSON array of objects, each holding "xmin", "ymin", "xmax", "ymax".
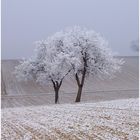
[
  {"xmin": 1, "ymin": 98, "xmax": 139, "ymax": 140},
  {"xmin": 2, "ymin": 57, "xmax": 139, "ymax": 96}
]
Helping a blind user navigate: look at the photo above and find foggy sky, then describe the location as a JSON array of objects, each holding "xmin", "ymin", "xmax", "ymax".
[{"xmin": 2, "ymin": 0, "xmax": 139, "ymax": 59}]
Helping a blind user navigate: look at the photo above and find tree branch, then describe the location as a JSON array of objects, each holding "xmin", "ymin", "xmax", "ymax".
[
  {"xmin": 61, "ymin": 68, "xmax": 72, "ymax": 81},
  {"xmin": 51, "ymin": 79, "xmax": 56, "ymax": 89},
  {"xmin": 75, "ymin": 73, "xmax": 80, "ymax": 87}
]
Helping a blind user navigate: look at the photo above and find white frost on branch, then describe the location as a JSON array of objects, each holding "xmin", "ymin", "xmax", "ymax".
[
  {"xmin": 15, "ymin": 30, "xmax": 80, "ymax": 86},
  {"xmin": 63, "ymin": 26, "xmax": 124, "ymax": 79},
  {"xmin": 15, "ymin": 26, "xmax": 124, "ymax": 91}
]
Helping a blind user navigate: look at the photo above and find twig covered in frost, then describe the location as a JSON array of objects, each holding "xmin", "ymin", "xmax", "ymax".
[{"xmin": 63, "ymin": 26, "xmax": 124, "ymax": 102}]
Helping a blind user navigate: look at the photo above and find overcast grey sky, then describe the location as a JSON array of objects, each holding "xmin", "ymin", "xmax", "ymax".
[{"xmin": 2, "ymin": 0, "xmax": 139, "ymax": 59}]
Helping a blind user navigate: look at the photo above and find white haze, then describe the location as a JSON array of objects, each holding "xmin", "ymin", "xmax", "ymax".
[{"xmin": 1, "ymin": 0, "xmax": 139, "ymax": 59}]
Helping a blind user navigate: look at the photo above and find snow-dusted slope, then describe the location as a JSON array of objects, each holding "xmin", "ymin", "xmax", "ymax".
[
  {"xmin": 1, "ymin": 57, "xmax": 139, "ymax": 95},
  {"xmin": 2, "ymin": 98, "xmax": 139, "ymax": 140},
  {"xmin": 1, "ymin": 57, "xmax": 139, "ymax": 108}
]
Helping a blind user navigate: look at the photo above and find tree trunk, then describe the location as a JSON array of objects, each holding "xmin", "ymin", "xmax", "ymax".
[
  {"xmin": 75, "ymin": 53, "xmax": 87, "ymax": 102},
  {"xmin": 52, "ymin": 80, "xmax": 62, "ymax": 104},
  {"xmin": 75, "ymin": 71, "xmax": 86, "ymax": 102},
  {"xmin": 75, "ymin": 66, "xmax": 86, "ymax": 102},
  {"xmin": 54, "ymin": 87, "xmax": 59, "ymax": 104},
  {"xmin": 75, "ymin": 85, "xmax": 83, "ymax": 102}
]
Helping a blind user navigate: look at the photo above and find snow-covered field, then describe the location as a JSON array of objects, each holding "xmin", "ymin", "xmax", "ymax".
[
  {"xmin": 2, "ymin": 57, "xmax": 139, "ymax": 96},
  {"xmin": 1, "ymin": 57, "xmax": 139, "ymax": 108},
  {"xmin": 2, "ymin": 98, "xmax": 139, "ymax": 140}
]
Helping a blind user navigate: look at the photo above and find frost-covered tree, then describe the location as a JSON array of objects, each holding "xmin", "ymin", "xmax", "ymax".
[
  {"xmin": 15, "ymin": 32, "xmax": 77, "ymax": 104},
  {"xmin": 15, "ymin": 26, "xmax": 124, "ymax": 103},
  {"xmin": 63, "ymin": 26, "xmax": 124, "ymax": 102}
]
